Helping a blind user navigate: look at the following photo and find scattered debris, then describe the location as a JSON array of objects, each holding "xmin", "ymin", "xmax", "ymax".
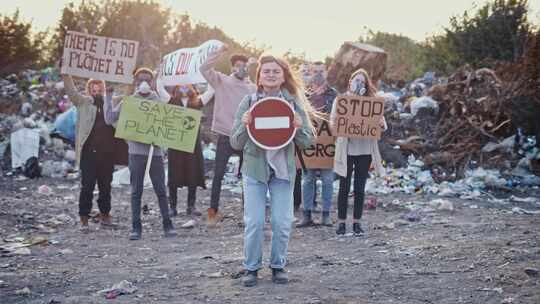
[
  {"xmin": 99, "ymin": 280, "xmax": 138, "ymax": 299},
  {"xmin": 181, "ymin": 219, "xmax": 196, "ymax": 229}
]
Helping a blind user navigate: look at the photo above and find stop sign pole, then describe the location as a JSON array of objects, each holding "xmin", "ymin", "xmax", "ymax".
[{"xmin": 246, "ymin": 97, "xmax": 297, "ymax": 150}]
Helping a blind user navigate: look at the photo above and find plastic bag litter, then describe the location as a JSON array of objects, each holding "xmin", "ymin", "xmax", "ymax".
[
  {"xmin": 112, "ymin": 166, "xmax": 168, "ymax": 187},
  {"xmin": 98, "ymin": 280, "xmax": 137, "ymax": 299},
  {"xmin": 10, "ymin": 128, "xmax": 40, "ymax": 169},
  {"xmin": 53, "ymin": 107, "xmax": 77, "ymax": 143},
  {"xmin": 203, "ymin": 143, "xmax": 216, "ymax": 160},
  {"xmin": 430, "ymin": 199, "xmax": 454, "ymax": 211},
  {"xmin": 512, "ymin": 207, "xmax": 540, "ymax": 215},
  {"xmin": 509, "ymin": 195, "xmax": 539, "ymax": 204},
  {"xmin": 410, "ymin": 96, "xmax": 439, "ymax": 116},
  {"xmin": 41, "ymin": 160, "xmax": 72, "ymax": 178},
  {"xmin": 38, "ymin": 185, "xmax": 53, "ymax": 195}
]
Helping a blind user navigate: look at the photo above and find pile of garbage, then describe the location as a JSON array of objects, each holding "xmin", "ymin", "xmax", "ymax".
[
  {"xmin": 378, "ymin": 62, "xmax": 540, "ymax": 184},
  {"xmin": 0, "ymin": 68, "xmax": 78, "ymax": 178},
  {"xmin": 366, "ymin": 154, "xmax": 540, "ymax": 199}
]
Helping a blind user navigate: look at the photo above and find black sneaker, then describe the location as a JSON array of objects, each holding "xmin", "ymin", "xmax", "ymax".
[
  {"xmin": 129, "ymin": 230, "xmax": 141, "ymax": 240},
  {"xmin": 271, "ymin": 268, "xmax": 289, "ymax": 284},
  {"xmin": 336, "ymin": 223, "xmax": 346, "ymax": 235},
  {"xmin": 353, "ymin": 223, "xmax": 364, "ymax": 236},
  {"xmin": 186, "ymin": 206, "xmax": 202, "ymax": 216},
  {"xmin": 163, "ymin": 221, "xmax": 177, "ymax": 238},
  {"xmin": 242, "ymin": 270, "xmax": 258, "ymax": 287}
]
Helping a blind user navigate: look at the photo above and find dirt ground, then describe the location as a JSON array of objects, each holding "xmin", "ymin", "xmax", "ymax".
[{"xmin": 0, "ymin": 175, "xmax": 539, "ymax": 304}]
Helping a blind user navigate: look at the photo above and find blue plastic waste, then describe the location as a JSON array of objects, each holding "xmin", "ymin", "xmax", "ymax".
[{"xmin": 53, "ymin": 107, "xmax": 77, "ymax": 143}]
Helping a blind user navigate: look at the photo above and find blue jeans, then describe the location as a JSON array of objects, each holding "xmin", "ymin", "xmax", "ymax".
[
  {"xmin": 302, "ymin": 169, "xmax": 334, "ymax": 213},
  {"xmin": 128, "ymin": 154, "xmax": 171, "ymax": 231},
  {"xmin": 243, "ymin": 175, "xmax": 294, "ymax": 271}
]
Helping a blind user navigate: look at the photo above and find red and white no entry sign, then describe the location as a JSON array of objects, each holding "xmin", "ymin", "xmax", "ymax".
[{"xmin": 247, "ymin": 97, "xmax": 297, "ymax": 150}]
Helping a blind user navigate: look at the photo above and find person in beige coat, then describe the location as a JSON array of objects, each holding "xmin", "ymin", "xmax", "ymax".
[
  {"xmin": 330, "ymin": 69, "xmax": 387, "ymax": 236},
  {"xmin": 62, "ymin": 74, "xmax": 118, "ymax": 231}
]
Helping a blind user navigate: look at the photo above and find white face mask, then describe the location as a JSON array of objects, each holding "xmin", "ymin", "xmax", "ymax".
[
  {"xmin": 181, "ymin": 97, "xmax": 189, "ymax": 105},
  {"xmin": 350, "ymin": 75, "xmax": 367, "ymax": 96},
  {"xmin": 137, "ymin": 81, "xmax": 151, "ymax": 94}
]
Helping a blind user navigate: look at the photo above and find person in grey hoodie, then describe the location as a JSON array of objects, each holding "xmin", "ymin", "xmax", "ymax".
[{"xmin": 106, "ymin": 67, "xmax": 176, "ymax": 240}]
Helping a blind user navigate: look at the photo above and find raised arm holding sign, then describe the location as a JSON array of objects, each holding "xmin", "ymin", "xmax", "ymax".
[{"xmin": 160, "ymin": 40, "xmax": 224, "ymax": 86}]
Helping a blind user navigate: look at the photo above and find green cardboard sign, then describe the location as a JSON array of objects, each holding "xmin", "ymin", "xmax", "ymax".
[{"xmin": 115, "ymin": 96, "xmax": 202, "ymax": 153}]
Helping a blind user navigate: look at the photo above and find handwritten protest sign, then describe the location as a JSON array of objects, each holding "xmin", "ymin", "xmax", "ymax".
[
  {"xmin": 296, "ymin": 116, "xmax": 335, "ymax": 169},
  {"xmin": 160, "ymin": 40, "xmax": 223, "ymax": 85},
  {"xmin": 61, "ymin": 31, "xmax": 138, "ymax": 84},
  {"xmin": 332, "ymin": 94, "xmax": 385, "ymax": 140},
  {"xmin": 115, "ymin": 97, "xmax": 202, "ymax": 153}
]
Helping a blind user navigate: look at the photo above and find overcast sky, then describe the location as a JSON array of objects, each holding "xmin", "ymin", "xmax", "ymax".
[{"xmin": 4, "ymin": 0, "xmax": 540, "ymax": 60}]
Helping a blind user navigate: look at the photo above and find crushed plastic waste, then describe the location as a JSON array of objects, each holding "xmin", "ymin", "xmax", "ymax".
[
  {"xmin": 98, "ymin": 280, "xmax": 138, "ymax": 299},
  {"xmin": 38, "ymin": 185, "xmax": 53, "ymax": 195}
]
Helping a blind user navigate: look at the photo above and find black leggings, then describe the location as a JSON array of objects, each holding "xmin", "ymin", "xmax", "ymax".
[
  {"xmin": 337, "ymin": 155, "xmax": 372, "ymax": 220},
  {"xmin": 169, "ymin": 186, "xmax": 196, "ymax": 209}
]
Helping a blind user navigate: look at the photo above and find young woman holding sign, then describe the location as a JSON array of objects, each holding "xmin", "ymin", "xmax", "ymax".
[
  {"xmin": 167, "ymin": 84, "xmax": 213, "ymax": 217},
  {"xmin": 230, "ymin": 55, "xmax": 317, "ymax": 287},
  {"xmin": 330, "ymin": 69, "xmax": 387, "ymax": 236}
]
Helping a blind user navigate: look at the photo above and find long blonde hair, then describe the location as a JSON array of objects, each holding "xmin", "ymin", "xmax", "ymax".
[{"xmin": 256, "ymin": 54, "xmax": 324, "ymax": 134}]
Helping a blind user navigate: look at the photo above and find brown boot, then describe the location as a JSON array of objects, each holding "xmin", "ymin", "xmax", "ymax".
[
  {"xmin": 100, "ymin": 213, "xmax": 113, "ymax": 226},
  {"xmin": 207, "ymin": 208, "xmax": 223, "ymax": 228},
  {"xmin": 80, "ymin": 216, "xmax": 89, "ymax": 232}
]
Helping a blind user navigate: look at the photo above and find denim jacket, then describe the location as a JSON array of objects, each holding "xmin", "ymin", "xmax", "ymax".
[{"xmin": 230, "ymin": 89, "xmax": 315, "ymax": 183}]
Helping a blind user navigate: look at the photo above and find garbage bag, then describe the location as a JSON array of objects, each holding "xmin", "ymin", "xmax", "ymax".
[
  {"xmin": 23, "ymin": 156, "xmax": 41, "ymax": 179},
  {"xmin": 53, "ymin": 107, "xmax": 77, "ymax": 143}
]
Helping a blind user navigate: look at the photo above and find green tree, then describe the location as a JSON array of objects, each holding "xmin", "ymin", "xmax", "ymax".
[
  {"xmin": 48, "ymin": 1, "xmax": 102, "ymax": 66},
  {"xmin": 49, "ymin": 1, "xmax": 266, "ymax": 72},
  {"xmin": 100, "ymin": 0, "xmax": 172, "ymax": 67},
  {"xmin": 166, "ymin": 13, "xmax": 266, "ymax": 74},
  {"xmin": 424, "ymin": 0, "xmax": 532, "ymax": 74},
  {"xmin": 0, "ymin": 10, "xmax": 45, "ymax": 76},
  {"xmin": 359, "ymin": 30, "xmax": 427, "ymax": 81}
]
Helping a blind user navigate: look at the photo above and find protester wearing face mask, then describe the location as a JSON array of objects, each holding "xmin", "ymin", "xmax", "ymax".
[
  {"xmin": 231, "ymin": 54, "xmax": 317, "ymax": 287},
  {"xmin": 200, "ymin": 44, "xmax": 257, "ymax": 228},
  {"xmin": 61, "ymin": 74, "xmax": 117, "ymax": 231},
  {"xmin": 106, "ymin": 68, "xmax": 176, "ymax": 240},
  {"xmin": 297, "ymin": 62, "xmax": 338, "ymax": 228},
  {"xmin": 167, "ymin": 84, "xmax": 214, "ymax": 217},
  {"xmin": 330, "ymin": 69, "xmax": 387, "ymax": 236}
]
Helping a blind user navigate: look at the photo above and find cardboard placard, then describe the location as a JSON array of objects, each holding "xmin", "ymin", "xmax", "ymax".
[
  {"xmin": 115, "ymin": 96, "xmax": 202, "ymax": 153},
  {"xmin": 296, "ymin": 116, "xmax": 335, "ymax": 169},
  {"xmin": 160, "ymin": 40, "xmax": 223, "ymax": 86},
  {"xmin": 332, "ymin": 94, "xmax": 384, "ymax": 140},
  {"xmin": 61, "ymin": 31, "xmax": 139, "ymax": 84}
]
